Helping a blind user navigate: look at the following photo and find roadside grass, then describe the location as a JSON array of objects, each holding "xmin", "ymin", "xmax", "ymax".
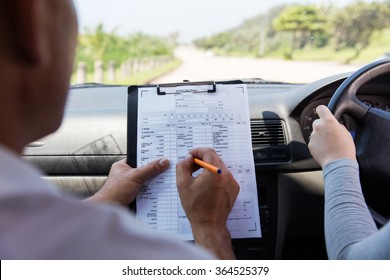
[{"xmin": 71, "ymin": 59, "xmax": 181, "ymax": 86}]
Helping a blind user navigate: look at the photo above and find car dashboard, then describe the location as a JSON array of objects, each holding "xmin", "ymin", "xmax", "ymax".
[{"xmin": 23, "ymin": 72, "xmax": 390, "ymax": 259}]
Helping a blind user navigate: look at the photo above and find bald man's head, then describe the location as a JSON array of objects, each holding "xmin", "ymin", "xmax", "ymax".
[{"xmin": 0, "ymin": 0, "xmax": 78, "ymax": 153}]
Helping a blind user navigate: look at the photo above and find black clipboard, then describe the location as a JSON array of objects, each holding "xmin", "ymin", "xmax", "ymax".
[
  {"xmin": 126, "ymin": 80, "xmax": 264, "ymax": 246},
  {"xmin": 126, "ymin": 80, "xmax": 243, "ymax": 169}
]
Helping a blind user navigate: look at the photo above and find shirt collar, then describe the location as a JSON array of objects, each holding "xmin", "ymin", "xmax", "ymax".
[{"xmin": 0, "ymin": 144, "xmax": 56, "ymax": 195}]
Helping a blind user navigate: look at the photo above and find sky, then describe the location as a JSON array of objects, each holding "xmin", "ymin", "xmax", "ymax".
[{"xmin": 73, "ymin": 0, "xmax": 375, "ymax": 42}]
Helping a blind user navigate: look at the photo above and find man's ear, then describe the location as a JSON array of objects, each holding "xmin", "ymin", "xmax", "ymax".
[{"xmin": 6, "ymin": 0, "xmax": 49, "ymax": 65}]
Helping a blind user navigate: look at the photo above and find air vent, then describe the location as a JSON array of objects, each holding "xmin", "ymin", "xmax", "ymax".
[
  {"xmin": 251, "ymin": 119, "xmax": 286, "ymax": 147},
  {"xmin": 251, "ymin": 119, "xmax": 289, "ymax": 162}
]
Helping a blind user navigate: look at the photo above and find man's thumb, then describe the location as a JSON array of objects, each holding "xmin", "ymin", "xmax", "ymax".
[{"xmin": 135, "ymin": 158, "xmax": 170, "ymax": 182}]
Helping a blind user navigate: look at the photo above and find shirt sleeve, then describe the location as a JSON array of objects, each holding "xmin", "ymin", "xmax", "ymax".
[
  {"xmin": 0, "ymin": 191, "xmax": 216, "ymax": 260},
  {"xmin": 323, "ymin": 159, "xmax": 390, "ymax": 259}
]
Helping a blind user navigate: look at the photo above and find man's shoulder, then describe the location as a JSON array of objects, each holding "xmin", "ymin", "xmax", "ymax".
[{"xmin": 0, "ymin": 192, "xmax": 214, "ymax": 260}]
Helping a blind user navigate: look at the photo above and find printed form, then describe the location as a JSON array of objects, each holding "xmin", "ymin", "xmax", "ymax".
[{"xmin": 136, "ymin": 84, "xmax": 261, "ymax": 240}]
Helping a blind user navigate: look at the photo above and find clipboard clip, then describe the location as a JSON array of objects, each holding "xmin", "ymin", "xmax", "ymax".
[{"xmin": 157, "ymin": 81, "xmax": 216, "ymax": 95}]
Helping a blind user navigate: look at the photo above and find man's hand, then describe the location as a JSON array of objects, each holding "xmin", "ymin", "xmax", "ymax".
[
  {"xmin": 308, "ymin": 105, "xmax": 357, "ymax": 168},
  {"xmin": 176, "ymin": 148, "xmax": 239, "ymax": 259},
  {"xmin": 86, "ymin": 158, "xmax": 170, "ymax": 206}
]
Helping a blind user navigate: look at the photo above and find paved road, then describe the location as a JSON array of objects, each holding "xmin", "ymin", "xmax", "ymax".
[{"xmin": 152, "ymin": 46, "xmax": 364, "ymax": 84}]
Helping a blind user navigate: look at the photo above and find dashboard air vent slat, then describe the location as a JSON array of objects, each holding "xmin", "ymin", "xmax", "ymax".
[{"xmin": 251, "ymin": 120, "xmax": 286, "ymax": 147}]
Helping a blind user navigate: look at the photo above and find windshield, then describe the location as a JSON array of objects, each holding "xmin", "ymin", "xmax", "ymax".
[{"xmin": 72, "ymin": 0, "xmax": 390, "ymax": 85}]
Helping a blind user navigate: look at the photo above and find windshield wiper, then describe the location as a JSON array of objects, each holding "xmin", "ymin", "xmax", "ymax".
[
  {"xmin": 69, "ymin": 83, "xmax": 125, "ymax": 89},
  {"xmin": 241, "ymin": 78, "xmax": 301, "ymax": 84}
]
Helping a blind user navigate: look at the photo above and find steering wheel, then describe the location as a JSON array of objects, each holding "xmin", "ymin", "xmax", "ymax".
[{"xmin": 328, "ymin": 58, "xmax": 390, "ymax": 219}]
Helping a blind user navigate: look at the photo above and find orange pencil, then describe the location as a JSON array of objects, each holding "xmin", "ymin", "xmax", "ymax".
[{"xmin": 194, "ymin": 158, "xmax": 222, "ymax": 174}]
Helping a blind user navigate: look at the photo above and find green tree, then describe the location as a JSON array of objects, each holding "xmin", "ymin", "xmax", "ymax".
[
  {"xmin": 76, "ymin": 24, "xmax": 116, "ymax": 71},
  {"xmin": 332, "ymin": 1, "xmax": 390, "ymax": 63},
  {"xmin": 272, "ymin": 5, "xmax": 327, "ymax": 59},
  {"xmin": 79, "ymin": 23, "xmax": 115, "ymax": 61},
  {"xmin": 194, "ymin": 5, "xmax": 287, "ymax": 57},
  {"xmin": 194, "ymin": 32, "xmax": 233, "ymax": 53},
  {"xmin": 75, "ymin": 23, "xmax": 174, "ymax": 72}
]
